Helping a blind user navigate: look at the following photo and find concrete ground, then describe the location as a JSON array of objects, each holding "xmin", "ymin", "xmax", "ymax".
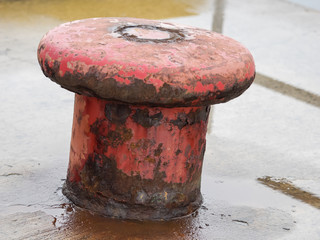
[{"xmin": 0, "ymin": 0, "xmax": 319, "ymax": 239}]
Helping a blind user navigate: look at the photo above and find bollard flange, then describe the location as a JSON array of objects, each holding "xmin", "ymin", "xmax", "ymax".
[{"xmin": 38, "ymin": 17, "xmax": 255, "ymax": 220}]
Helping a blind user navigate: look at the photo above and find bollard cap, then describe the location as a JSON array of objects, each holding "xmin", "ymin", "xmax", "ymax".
[{"xmin": 38, "ymin": 17, "xmax": 255, "ymax": 107}]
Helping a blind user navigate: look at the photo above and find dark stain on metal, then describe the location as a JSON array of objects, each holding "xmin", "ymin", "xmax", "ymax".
[
  {"xmin": 42, "ymin": 59, "xmax": 60, "ymax": 79},
  {"xmin": 154, "ymin": 143, "xmax": 163, "ymax": 157},
  {"xmin": 170, "ymin": 107, "xmax": 210, "ymax": 130},
  {"xmin": 132, "ymin": 108, "xmax": 164, "ymax": 128},
  {"xmin": 91, "ymin": 120, "xmax": 133, "ymax": 149},
  {"xmin": 39, "ymin": 58, "xmax": 255, "ymax": 107},
  {"xmin": 105, "ymin": 103, "xmax": 132, "ymax": 124},
  {"xmin": 175, "ymin": 149, "xmax": 182, "ymax": 156},
  {"xmin": 258, "ymin": 176, "xmax": 320, "ymax": 210},
  {"xmin": 62, "ymin": 71, "xmax": 161, "ymax": 105},
  {"xmin": 106, "ymin": 127, "xmax": 133, "ymax": 148},
  {"xmin": 37, "ymin": 43, "xmax": 45, "ymax": 57}
]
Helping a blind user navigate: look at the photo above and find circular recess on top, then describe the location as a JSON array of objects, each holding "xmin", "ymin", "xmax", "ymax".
[{"xmin": 115, "ymin": 25, "xmax": 185, "ymax": 43}]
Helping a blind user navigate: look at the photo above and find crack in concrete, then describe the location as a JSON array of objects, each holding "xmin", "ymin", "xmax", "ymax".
[{"xmin": 0, "ymin": 173, "xmax": 22, "ymax": 177}]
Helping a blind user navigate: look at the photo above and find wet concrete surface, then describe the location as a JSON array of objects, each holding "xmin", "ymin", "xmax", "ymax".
[
  {"xmin": 1, "ymin": 0, "xmax": 320, "ymax": 239},
  {"xmin": 0, "ymin": 177, "xmax": 298, "ymax": 240}
]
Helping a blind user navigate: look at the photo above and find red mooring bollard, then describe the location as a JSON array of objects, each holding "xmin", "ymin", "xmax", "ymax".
[{"xmin": 38, "ymin": 18, "xmax": 255, "ymax": 220}]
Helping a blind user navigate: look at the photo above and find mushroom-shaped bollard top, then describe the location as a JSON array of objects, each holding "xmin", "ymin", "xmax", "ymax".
[
  {"xmin": 37, "ymin": 17, "xmax": 255, "ymax": 220},
  {"xmin": 38, "ymin": 17, "xmax": 255, "ymax": 107}
]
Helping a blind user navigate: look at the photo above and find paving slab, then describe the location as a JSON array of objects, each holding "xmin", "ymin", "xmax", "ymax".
[{"xmin": 223, "ymin": 0, "xmax": 320, "ymax": 95}]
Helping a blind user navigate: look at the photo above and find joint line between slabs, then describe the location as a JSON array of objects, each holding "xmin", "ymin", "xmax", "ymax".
[{"xmin": 255, "ymin": 73, "xmax": 320, "ymax": 108}]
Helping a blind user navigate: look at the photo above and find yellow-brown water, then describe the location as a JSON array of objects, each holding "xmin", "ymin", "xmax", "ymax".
[{"xmin": 0, "ymin": 0, "xmax": 205, "ymax": 21}]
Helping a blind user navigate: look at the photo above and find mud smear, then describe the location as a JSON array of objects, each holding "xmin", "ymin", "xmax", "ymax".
[{"xmin": 258, "ymin": 176, "xmax": 320, "ymax": 209}]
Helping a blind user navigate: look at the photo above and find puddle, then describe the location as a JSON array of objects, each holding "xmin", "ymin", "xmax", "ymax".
[
  {"xmin": 0, "ymin": 0, "xmax": 207, "ymax": 22},
  {"xmin": 51, "ymin": 203, "xmax": 293, "ymax": 240},
  {"xmin": 0, "ymin": 175, "xmax": 296, "ymax": 240}
]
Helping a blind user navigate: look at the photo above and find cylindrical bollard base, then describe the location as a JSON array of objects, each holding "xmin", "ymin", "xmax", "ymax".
[{"xmin": 63, "ymin": 94, "xmax": 210, "ymax": 220}]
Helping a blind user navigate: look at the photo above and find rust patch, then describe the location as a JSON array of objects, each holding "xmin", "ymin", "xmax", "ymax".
[
  {"xmin": 132, "ymin": 108, "xmax": 163, "ymax": 128},
  {"xmin": 37, "ymin": 43, "xmax": 45, "ymax": 57},
  {"xmin": 90, "ymin": 119, "xmax": 133, "ymax": 149},
  {"xmin": 175, "ymin": 149, "xmax": 182, "ymax": 156},
  {"xmin": 144, "ymin": 155, "xmax": 156, "ymax": 164},
  {"xmin": 106, "ymin": 128, "xmax": 133, "ymax": 148},
  {"xmin": 43, "ymin": 59, "xmax": 60, "ymax": 79},
  {"xmin": 130, "ymin": 139, "xmax": 156, "ymax": 151},
  {"xmin": 105, "ymin": 103, "xmax": 131, "ymax": 124},
  {"xmin": 42, "ymin": 61, "xmax": 254, "ymax": 107},
  {"xmin": 170, "ymin": 106, "xmax": 210, "ymax": 129},
  {"xmin": 154, "ymin": 143, "xmax": 163, "ymax": 157}
]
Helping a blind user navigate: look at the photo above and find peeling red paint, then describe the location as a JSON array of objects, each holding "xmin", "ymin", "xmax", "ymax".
[
  {"xmin": 149, "ymin": 77, "xmax": 164, "ymax": 90},
  {"xmin": 216, "ymin": 81, "xmax": 225, "ymax": 91},
  {"xmin": 113, "ymin": 75, "xmax": 131, "ymax": 85},
  {"xmin": 194, "ymin": 81, "xmax": 214, "ymax": 93},
  {"xmin": 184, "ymin": 81, "xmax": 215, "ymax": 93}
]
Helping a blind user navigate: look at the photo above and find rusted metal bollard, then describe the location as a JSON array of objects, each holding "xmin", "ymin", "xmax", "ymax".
[{"xmin": 37, "ymin": 18, "xmax": 255, "ymax": 220}]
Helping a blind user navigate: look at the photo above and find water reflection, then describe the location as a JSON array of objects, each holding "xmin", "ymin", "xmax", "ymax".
[
  {"xmin": 41, "ymin": 176, "xmax": 296, "ymax": 240},
  {"xmin": 54, "ymin": 203, "xmax": 201, "ymax": 240},
  {"xmin": 0, "ymin": 176, "xmax": 297, "ymax": 239}
]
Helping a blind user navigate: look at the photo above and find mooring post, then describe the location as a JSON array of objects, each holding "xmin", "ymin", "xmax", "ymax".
[{"xmin": 38, "ymin": 17, "xmax": 255, "ymax": 220}]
